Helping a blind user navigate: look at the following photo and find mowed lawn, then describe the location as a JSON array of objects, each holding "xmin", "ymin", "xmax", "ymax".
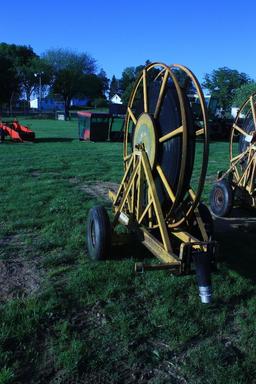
[{"xmin": 0, "ymin": 119, "xmax": 256, "ymax": 384}]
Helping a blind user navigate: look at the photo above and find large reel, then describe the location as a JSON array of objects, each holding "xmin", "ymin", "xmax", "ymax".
[
  {"xmin": 230, "ymin": 93, "xmax": 256, "ymax": 182},
  {"xmin": 210, "ymin": 93, "xmax": 256, "ymax": 217},
  {"xmin": 87, "ymin": 62, "xmax": 215, "ymax": 304},
  {"xmin": 123, "ymin": 62, "xmax": 209, "ymax": 228}
]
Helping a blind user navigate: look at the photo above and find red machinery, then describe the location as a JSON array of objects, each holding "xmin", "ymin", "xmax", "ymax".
[{"xmin": 0, "ymin": 120, "xmax": 35, "ymax": 142}]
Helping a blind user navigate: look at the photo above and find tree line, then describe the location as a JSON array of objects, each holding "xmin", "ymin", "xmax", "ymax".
[
  {"xmin": 110, "ymin": 63, "xmax": 256, "ymax": 116},
  {"xmin": 1, "ymin": 42, "xmax": 256, "ymax": 119},
  {"xmin": 0, "ymin": 43, "xmax": 109, "ymax": 119}
]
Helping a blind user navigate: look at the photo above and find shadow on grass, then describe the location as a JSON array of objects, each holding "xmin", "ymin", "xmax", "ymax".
[
  {"xmin": 214, "ymin": 207, "xmax": 256, "ymax": 282},
  {"xmin": 35, "ymin": 138, "xmax": 74, "ymax": 143},
  {"xmin": 110, "ymin": 233, "xmax": 153, "ymax": 262},
  {"xmin": 109, "ymin": 207, "xmax": 256, "ymax": 282},
  {"xmin": 1, "ymin": 140, "xmax": 33, "ymax": 145}
]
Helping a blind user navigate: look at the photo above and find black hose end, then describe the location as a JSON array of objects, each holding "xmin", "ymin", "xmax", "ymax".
[{"xmin": 193, "ymin": 252, "xmax": 212, "ymax": 304}]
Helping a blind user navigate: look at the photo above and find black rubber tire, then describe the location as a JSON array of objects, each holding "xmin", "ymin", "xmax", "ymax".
[
  {"xmin": 210, "ymin": 179, "xmax": 233, "ymax": 217},
  {"xmin": 86, "ymin": 206, "xmax": 111, "ymax": 261}
]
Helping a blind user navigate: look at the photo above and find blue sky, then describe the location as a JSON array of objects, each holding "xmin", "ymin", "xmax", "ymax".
[{"xmin": 2, "ymin": 0, "xmax": 256, "ymax": 83}]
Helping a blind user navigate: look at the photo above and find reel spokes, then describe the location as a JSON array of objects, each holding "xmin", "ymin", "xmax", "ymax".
[
  {"xmin": 124, "ymin": 62, "xmax": 209, "ymax": 228},
  {"xmin": 87, "ymin": 61, "xmax": 216, "ymax": 304},
  {"xmin": 211, "ymin": 93, "xmax": 256, "ymax": 217},
  {"xmin": 230, "ymin": 93, "xmax": 256, "ymax": 194}
]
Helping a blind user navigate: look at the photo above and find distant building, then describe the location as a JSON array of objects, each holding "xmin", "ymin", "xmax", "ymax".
[
  {"xmin": 231, "ymin": 107, "xmax": 245, "ymax": 119},
  {"xmin": 70, "ymin": 98, "xmax": 90, "ymax": 107},
  {"xmin": 30, "ymin": 96, "xmax": 89, "ymax": 111},
  {"xmin": 29, "ymin": 98, "xmax": 39, "ymax": 109},
  {"xmin": 110, "ymin": 94, "xmax": 122, "ymax": 104},
  {"xmin": 30, "ymin": 97, "xmax": 64, "ymax": 110}
]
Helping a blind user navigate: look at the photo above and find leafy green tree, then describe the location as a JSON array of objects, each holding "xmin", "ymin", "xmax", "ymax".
[
  {"xmin": 0, "ymin": 54, "xmax": 18, "ymax": 108},
  {"xmin": 94, "ymin": 98, "xmax": 109, "ymax": 108},
  {"xmin": 0, "ymin": 43, "xmax": 37, "ymax": 112},
  {"xmin": 80, "ymin": 74, "xmax": 106, "ymax": 99},
  {"xmin": 120, "ymin": 65, "xmax": 144, "ymax": 103},
  {"xmin": 203, "ymin": 67, "xmax": 251, "ymax": 111},
  {"xmin": 0, "ymin": 42, "xmax": 36, "ymax": 66},
  {"xmin": 109, "ymin": 75, "xmax": 120, "ymax": 99},
  {"xmin": 43, "ymin": 48, "xmax": 97, "ymax": 119},
  {"xmin": 19, "ymin": 57, "xmax": 53, "ymax": 104},
  {"xmin": 232, "ymin": 82, "xmax": 256, "ymax": 108},
  {"xmin": 120, "ymin": 61, "xmax": 155, "ymax": 103},
  {"xmin": 98, "ymin": 69, "xmax": 109, "ymax": 97}
]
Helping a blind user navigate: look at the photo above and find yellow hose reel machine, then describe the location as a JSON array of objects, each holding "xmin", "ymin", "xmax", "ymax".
[
  {"xmin": 210, "ymin": 93, "xmax": 256, "ymax": 216},
  {"xmin": 87, "ymin": 62, "xmax": 218, "ymax": 303}
]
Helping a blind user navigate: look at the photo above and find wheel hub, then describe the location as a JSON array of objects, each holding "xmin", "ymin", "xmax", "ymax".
[
  {"xmin": 215, "ymin": 188, "xmax": 224, "ymax": 207},
  {"xmin": 133, "ymin": 113, "xmax": 157, "ymax": 168},
  {"xmin": 90, "ymin": 221, "xmax": 96, "ymax": 247}
]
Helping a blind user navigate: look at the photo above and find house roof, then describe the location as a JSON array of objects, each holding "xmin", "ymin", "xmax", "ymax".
[{"xmin": 111, "ymin": 94, "xmax": 121, "ymax": 99}]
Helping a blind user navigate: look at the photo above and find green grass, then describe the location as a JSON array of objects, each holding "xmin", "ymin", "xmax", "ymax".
[{"xmin": 0, "ymin": 120, "xmax": 256, "ymax": 383}]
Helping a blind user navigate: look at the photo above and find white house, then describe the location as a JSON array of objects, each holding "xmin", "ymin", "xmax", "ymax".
[
  {"xmin": 30, "ymin": 98, "xmax": 38, "ymax": 109},
  {"xmin": 110, "ymin": 94, "xmax": 122, "ymax": 104},
  {"xmin": 231, "ymin": 107, "xmax": 245, "ymax": 119}
]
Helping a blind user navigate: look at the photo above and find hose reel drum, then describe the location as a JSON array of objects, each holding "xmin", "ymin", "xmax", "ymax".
[
  {"xmin": 87, "ymin": 62, "xmax": 217, "ymax": 304},
  {"xmin": 210, "ymin": 93, "xmax": 256, "ymax": 216}
]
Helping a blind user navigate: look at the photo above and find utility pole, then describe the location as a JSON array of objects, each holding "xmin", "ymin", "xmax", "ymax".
[{"xmin": 34, "ymin": 72, "xmax": 43, "ymax": 113}]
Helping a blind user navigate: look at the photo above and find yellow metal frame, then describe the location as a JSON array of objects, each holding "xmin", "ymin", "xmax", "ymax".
[
  {"xmin": 108, "ymin": 62, "xmax": 215, "ymax": 272},
  {"xmin": 109, "ymin": 146, "xmax": 211, "ymax": 272},
  {"xmin": 123, "ymin": 63, "xmax": 209, "ymax": 228},
  {"xmin": 219, "ymin": 93, "xmax": 256, "ymax": 202}
]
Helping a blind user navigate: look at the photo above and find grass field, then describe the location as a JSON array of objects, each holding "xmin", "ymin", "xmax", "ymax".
[{"xmin": 1, "ymin": 119, "xmax": 256, "ymax": 384}]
